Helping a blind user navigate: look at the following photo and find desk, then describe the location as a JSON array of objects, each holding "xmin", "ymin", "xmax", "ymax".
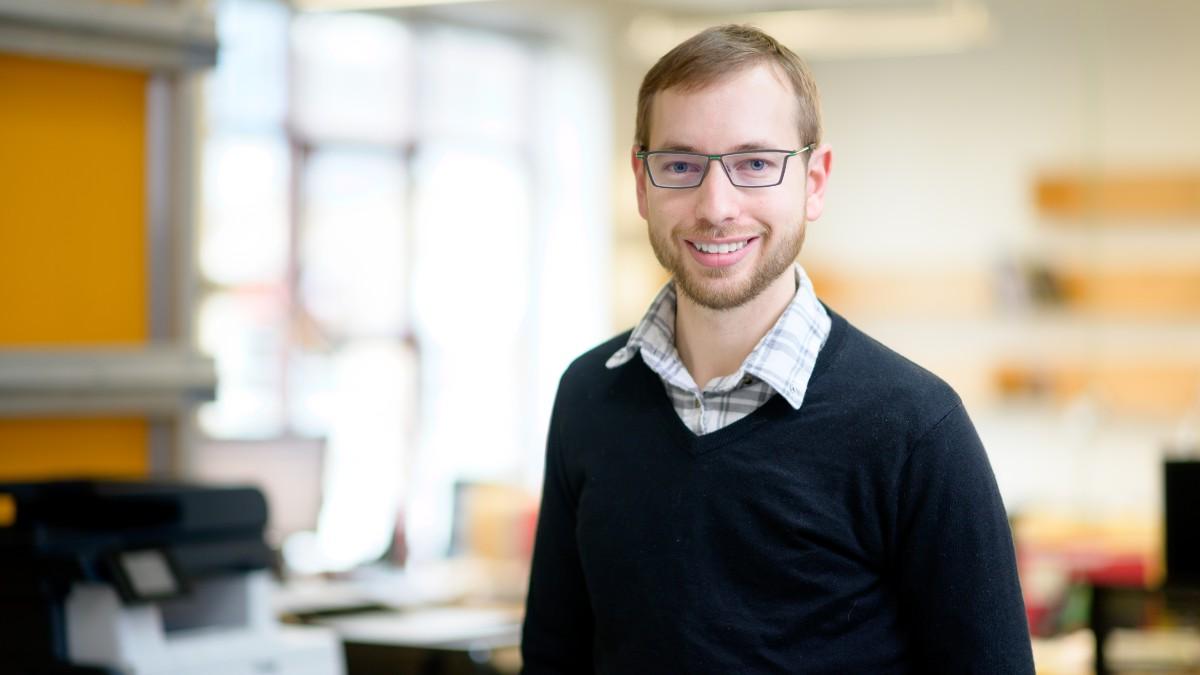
[
  {"xmin": 273, "ymin": 561, "xmax": 526, "ymax": 675},
  {"xmin": 1091, "ymin": 584, "xmax": 1200, "ymax": 674},
  {"xmin": 311, "ymin": 606, "xmax": 523, "ymax": 675}
]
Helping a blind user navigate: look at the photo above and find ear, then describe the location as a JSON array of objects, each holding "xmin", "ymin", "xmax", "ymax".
[
  {"xmin": 631, "ymin": 145, "xmax": 649, "ymax": 221},
  {"xmin": 803, "ymin": 143, "xmax": 833, "ymax": 222}
]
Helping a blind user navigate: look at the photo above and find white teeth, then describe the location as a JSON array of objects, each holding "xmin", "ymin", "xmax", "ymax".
[{"xmin": 693, "ymin": 240, "xmax": 749, "ymax": 254}]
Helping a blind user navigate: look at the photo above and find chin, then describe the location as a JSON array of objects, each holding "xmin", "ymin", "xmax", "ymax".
[{"xmin": 676, "ymin": 268, "xmax": 765, "ymax": 311}]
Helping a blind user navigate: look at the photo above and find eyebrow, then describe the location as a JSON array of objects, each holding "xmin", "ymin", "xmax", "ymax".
[{"xmin": 653, "ymin": 141, "xmax": 784, "ymax": 153}]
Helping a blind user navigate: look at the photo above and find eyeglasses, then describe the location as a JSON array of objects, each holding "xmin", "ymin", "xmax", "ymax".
[{"xmin": 636, "ymin": 144, "xmax": 814, "ymax": 189}]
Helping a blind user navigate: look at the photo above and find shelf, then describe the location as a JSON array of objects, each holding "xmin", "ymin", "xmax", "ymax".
[
  {"xmin": 0, "ymin": 347, "xmax": 216, "ymax": 417},
  {"xmin": 0, "ymin": 0, "xmax": 217, "ymax": 71},
  {"xmin": 994, "ymin": 361, "xmax": 1200, "ymax": 418},
  {"xmin": 1036, "ymin": 171, "xmax": 1200, "ymax": 222}
]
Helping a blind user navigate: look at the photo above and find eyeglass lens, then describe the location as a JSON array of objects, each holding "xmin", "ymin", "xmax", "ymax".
[{"xmin": 646, "ymin": 151, "xmax": 791, "ymax": 188}]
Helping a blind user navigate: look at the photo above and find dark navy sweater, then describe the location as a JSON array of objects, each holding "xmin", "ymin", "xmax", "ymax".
[{"xmin": 521, "ymin": 308, "xmax": 1034, "ymax": 674}]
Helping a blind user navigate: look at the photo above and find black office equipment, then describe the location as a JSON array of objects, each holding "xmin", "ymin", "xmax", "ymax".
[{"xmin": 0, "ymin": 479, "xmax": 340, "ymax": 674}]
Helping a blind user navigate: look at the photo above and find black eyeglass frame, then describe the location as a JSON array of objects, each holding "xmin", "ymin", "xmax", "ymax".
[{"xmin": 635, "ymin": 143, "xmax": 816, "ymax": 189}]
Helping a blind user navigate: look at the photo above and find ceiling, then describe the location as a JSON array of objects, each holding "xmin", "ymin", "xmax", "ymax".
[
  {"xmin": 608, "ymin": 0, "xmax": 945, "ymax": 13},
  {"xmin": 302, "ymin": 0, "xmax": 990, "ymax": 62}
]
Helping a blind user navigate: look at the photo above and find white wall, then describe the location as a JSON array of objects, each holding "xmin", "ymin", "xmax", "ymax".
[
  {"xmin": 808, "ymin": 0, "xmax": 1200, "ymax": 272},
  {"xmin": 807, "ymin": 0, "xmax": 1200, "ymax": 518}
]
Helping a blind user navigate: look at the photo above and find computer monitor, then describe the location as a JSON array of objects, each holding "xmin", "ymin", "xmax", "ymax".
[
  {"xmin": 190, "ymin": 438, "xmax": 325, "ymax": 547},
  {"xmin": 1164, "ymin": 459, "xmax": 1200, "ymax": 588}
]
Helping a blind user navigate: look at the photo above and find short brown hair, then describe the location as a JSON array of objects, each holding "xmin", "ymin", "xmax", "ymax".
[{"xmin": 635, "ymin": 24, "xmax": 822, "ymax": 150}]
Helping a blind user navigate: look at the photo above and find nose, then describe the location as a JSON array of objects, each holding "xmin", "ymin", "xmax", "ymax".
[{"xmin": 693, "ymin": 158, "xmax": 740, "ymax": 226}]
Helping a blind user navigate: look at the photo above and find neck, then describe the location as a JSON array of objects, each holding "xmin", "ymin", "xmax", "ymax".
[{"xmin": 675, "ymin": 268, "xmax": 797, "ymax": 389}]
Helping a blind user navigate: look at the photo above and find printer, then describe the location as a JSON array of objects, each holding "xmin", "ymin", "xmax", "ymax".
[{"xmin": 0, "ymin": 480, "xmax": 344, "ymax": 675}]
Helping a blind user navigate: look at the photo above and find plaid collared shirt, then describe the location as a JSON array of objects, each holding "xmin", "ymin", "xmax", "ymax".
[{"xmin": 606, "ymin": 264, "xmax": 832, "ymax": 435}]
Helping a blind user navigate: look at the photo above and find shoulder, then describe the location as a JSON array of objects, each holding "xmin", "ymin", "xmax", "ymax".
[
  {"xmin": 547, "ymin": 330, "xmax": 649, "ymax": 451},
  {"xmin": 554, "ymin": 329, "xmax": 637, "ymax": 403},
  {"xmin": 815, "ymin": 308, "xmax": 964, "ymax": 442},
  {"xmin": 565, "ymin": 330, "xmax": 633, "ymax": 375}
]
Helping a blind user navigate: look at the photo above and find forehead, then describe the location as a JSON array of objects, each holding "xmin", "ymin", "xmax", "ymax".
[{"xmin": 648, "ymin": 63, "xmax": 801, "ymax": 151}]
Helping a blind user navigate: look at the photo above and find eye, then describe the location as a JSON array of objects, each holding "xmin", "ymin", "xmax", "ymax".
[
  {"xmin": 738, "ymin": 157, "xmax": 775, "ymax": 172},
  {"xmin": 656, "ymin": 157, "xmax": 701, "ymax": 175}
]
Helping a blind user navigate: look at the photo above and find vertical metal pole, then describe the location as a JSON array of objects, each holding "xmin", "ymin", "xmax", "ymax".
[
  {"xmin": 171, "ymin": 70, "xmax": 201, "ymax": 477},
  {"xmin": 146, "ymin": 63, "xmax": 203, "ymax": 477},
  {"xmin": 146, "ymin": 71, "xmax": 176, "ymax": 476}
]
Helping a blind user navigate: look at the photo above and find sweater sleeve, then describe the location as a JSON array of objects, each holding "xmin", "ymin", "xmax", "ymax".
[
  {"xmin": 521, "ymin": 385, "xmax": 594, "ymax": 674},
  {"xmin": 892, "ymin": 402, "xmax": 1035, "ymax": 674}
]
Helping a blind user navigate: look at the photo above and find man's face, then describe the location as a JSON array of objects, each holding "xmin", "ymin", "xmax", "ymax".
[{"xmin": 634, "ymin": 63, "xmax": 825, "ymax": 311}]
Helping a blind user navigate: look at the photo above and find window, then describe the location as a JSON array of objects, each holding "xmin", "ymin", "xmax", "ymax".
[{"xmin": 198, "ymin": 0, "xmax": 610, "ymax": 570}]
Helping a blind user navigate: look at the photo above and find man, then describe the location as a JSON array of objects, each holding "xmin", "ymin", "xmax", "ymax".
[{"xmin": 521, "ymin": 24, "xmax": 1033, "ymax": 674}]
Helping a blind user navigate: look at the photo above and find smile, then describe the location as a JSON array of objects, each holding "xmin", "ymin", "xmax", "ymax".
[
  {"xmin": 685, "ymin": 237, "xmax": 758, "ymax": 268},
  {"xmin": 689, "ymin": 239, "xmax": 752, "ymax": 254}
]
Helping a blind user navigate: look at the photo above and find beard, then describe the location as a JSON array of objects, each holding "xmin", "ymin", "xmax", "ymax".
[{"xmin": 648, "ymin": 219, "xmax": 806, "ymax": 311}]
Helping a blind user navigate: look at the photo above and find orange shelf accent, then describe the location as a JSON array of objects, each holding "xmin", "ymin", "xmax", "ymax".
[
  {"xmin": 994, "ymin": 362, "xmax": 1200, "ymax": 417},
  {"xmin": 1056, "ymin": 267, "xmax": 1200, "ymax": 315},
  {"xmin": 1036, "ymin": 172, "xmax": 1200, "ymax": 221}
]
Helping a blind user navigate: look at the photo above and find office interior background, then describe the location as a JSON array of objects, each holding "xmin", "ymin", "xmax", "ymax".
[{"xmin": 2, "ymin": 0, "xmax": 1200, "ymax": 672}]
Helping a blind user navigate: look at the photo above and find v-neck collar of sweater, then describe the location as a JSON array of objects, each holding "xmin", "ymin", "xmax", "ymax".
[{"xmin": 632, "ymin": 304, "xmax": 849, "ymax": 456}]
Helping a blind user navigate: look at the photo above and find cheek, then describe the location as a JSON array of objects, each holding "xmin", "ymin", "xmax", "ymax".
[
  {"xmin": 748, "ymin": 196, "xmax": 805, "ymax": 229},
  {"xmin": 646, "ymin": 192, "xmax": 691, "ymax": 225}
]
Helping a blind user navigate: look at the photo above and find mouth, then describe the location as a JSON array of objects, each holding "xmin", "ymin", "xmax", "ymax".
[{"xmin": 685, "ymin": 236, "xmax": 758, "ymax": 268}]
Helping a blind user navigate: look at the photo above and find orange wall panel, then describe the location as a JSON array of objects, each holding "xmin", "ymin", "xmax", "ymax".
[
  {"xmin": 0, "ymin": 54, "xmax": 150, "ymax": 478},
  {"xmin": 0, "ymin": 419, "xmax": 147, "ymax": 479},
  {"xmin": 0, "ymin": 53, "xmax": 147, "ymax": 344}
]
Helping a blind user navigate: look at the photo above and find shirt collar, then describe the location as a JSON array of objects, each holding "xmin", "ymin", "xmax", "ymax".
[
  {"xmin": 604, "ymin": 277, "xmax": 694, "ymax": 391},
  {"xmin": 606, "ymin": 264, "xmax": 831, "ymax": 409}
]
